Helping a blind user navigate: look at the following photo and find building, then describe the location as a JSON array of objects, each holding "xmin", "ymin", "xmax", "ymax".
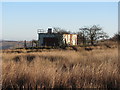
[
  {"xmin": 38, "ymin": 28, "xmax": 77, "ymax": 46},
  {"xmin": 63, "ymin": 34, "xmax": 77, "ymax": 45}
]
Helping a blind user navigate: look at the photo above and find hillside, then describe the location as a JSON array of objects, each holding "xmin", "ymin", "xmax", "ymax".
[{"xmin": 0, "ymin": 40, "xmax": 31, "ymax": 50}]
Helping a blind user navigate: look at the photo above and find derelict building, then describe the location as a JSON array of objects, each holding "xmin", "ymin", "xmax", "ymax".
[{"xmin": 38, "ymin": 28, "xmax": 77, "ymax": 46}]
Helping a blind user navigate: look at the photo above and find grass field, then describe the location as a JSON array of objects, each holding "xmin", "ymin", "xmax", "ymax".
[{"xmin": 1, "ymin": 45, "xmax": 120, "ymax": 89}]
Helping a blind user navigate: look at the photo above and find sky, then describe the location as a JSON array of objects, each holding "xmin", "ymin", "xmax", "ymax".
[{"xmin": 2, "ymin": 2, "xmax": 118, "ymax": 41}]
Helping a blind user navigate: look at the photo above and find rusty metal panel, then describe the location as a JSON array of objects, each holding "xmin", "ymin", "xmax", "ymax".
[
  {"xmin": 72, "ymin": 34, "xmax": 77, "ymax": 45},
  {"xmin": 63, "ymin": 34, "xmax": 77, "ymax": 45}
]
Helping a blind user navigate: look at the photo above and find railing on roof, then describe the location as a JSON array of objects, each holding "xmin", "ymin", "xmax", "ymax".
[{"xmin": 37, "ymin": 29, "xmax": 45, "ymax": 33}]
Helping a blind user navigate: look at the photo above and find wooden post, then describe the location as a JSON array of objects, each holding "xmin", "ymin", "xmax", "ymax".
[{"xmin": 24, "ymin": 40, "xmax": 27, "ymax": 48}]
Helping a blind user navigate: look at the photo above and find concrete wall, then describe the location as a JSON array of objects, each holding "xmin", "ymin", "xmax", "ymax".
[{"xmin": 38, "ymin": 33, "xmax": 59, "ymax": 46}]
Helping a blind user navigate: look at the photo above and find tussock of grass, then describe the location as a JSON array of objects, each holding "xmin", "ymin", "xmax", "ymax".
[{"xmin": 2, "ymin": 48, "xmax": 120, "ymax": 89}]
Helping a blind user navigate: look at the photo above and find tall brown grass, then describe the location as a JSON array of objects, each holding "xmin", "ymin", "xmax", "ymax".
[{"xmin": 2, "ymin": 48, "xmax": 120, "ymax": 89}]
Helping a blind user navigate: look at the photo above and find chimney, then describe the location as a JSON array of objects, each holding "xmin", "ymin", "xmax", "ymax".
[{"xmin": 48, "ymin": 28, "xmax": 52, "ymax": 34}]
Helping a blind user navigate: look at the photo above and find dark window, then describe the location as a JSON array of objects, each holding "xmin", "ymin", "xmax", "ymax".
[{"xmin": 43, "ymin": 37, "xmax": 59, "ymax": 46}]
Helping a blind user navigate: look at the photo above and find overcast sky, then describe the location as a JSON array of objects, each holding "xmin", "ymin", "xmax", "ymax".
[{"xmin": 2, "ymin": 2, "xmax": 118, "ymax": 41}]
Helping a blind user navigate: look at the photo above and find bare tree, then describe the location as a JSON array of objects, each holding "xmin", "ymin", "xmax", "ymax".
[
  {"xmin": 88, "ymin": 25, "xmax": 109, "ymax": 45},
  {"xmin": 77, "ymin": 32, "xmax": 83, "ymax": 45},
  {"xmin": 79, "ymin": 25, "xmax": 109, "ymax": 45},
  {"xmin": 53, "ymin": 27, "xmax": 70, "ymax": 47},
  {"xmin": 53, "ymin": 27, "xmax": 70, "ymax": 34},
  {"xmin": 79, "ymin": 27, "xmax": 89, "ymax": 45}
]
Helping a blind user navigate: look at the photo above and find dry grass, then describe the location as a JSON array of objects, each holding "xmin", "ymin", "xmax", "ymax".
[{"xmin": 1, "ymin": 47, "xmax": 120, "ymax": 89}]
